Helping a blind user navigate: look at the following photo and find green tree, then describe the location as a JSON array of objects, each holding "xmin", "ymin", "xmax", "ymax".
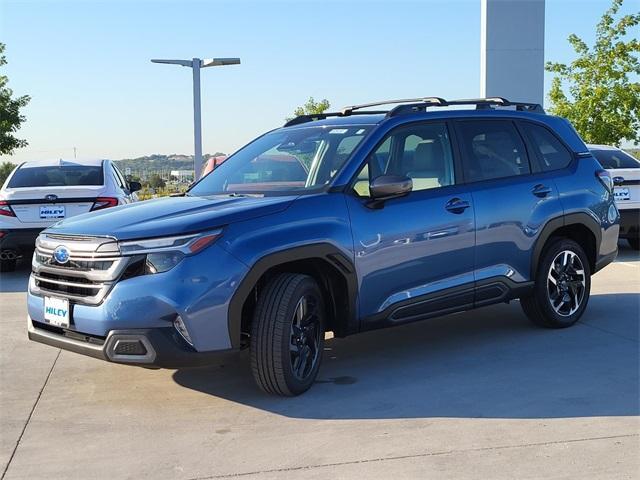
[
  {"xmin": 545, "ymin": 0, "xmax": 640, "ymax": 146},
  {"xmin": 0, "ymin": 43, "xmax": 30, "ymax": 155},
  {"xmin": 0, "ymin": 161, "xmax": 16, "ymax": 185},
  {"xmin": 290, "ymin": 97, "xmax": 331, "ymax": 119},
  {"xmin": 148, "ymin": 174, "xmax": 166, "ymax": 189}
]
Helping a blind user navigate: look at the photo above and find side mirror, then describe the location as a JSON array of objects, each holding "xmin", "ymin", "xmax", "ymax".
[
  {"xmin": 129, "ymin": 181, "xmax": 142, "ymax": 193},
  {"xmin": 369, "ymin": 175, "xmax": 413, "ymax": 201}
]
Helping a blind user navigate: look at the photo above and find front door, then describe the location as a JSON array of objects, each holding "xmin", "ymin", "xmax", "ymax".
[{"xmin": 345, "ymin": 121, "xmax": 475, "ymax": 327}]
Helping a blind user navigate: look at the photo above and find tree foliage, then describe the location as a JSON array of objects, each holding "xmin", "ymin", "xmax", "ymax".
[
  {"xmin": 148, "ymin": 173, "xmax": 166, "ymax": 189},
  {"xmin": 546, "ymin": 0, "xmax": 640, "ymax": 146},
  {"xmin": 291, "ymin": 97, "xmax": 331, "ymax": 119},
  {"xmin": 0, "ymin": 43, "xmax": 30, "ymax": 155},
  {"xmin": 0, "ymin": 161, "xmax": 17, "ymax": 186}
]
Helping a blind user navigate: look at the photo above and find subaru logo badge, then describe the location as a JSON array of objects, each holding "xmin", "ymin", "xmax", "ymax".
[
  {"xmin": 45, "ymin": 194, "xmax": 58, "ymax": 202},
  {"xmin": 53, "ymin": 245, "xmax": 70, "ymax": 264}
]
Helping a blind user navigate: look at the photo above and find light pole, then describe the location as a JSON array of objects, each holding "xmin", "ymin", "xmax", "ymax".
[{"xmin": 151, "ymin": 57, "xmax": 240, "ymax": 178}]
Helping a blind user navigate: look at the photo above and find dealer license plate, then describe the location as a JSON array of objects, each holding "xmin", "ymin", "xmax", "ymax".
[
  {"xmin": 40, "ymin": 205, "xmax": 65, "ymax": 219},
  {"xmin": 44, "ymin": 296, "xmax": 70, "ymax": 328}
]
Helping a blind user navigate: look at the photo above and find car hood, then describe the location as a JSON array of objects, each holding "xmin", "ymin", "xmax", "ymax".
[{"xmin": 46, "ymin": 194, "xmax": 297, "ymax": 240}]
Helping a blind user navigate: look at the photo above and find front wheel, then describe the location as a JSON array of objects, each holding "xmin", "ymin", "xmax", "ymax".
[
  {"xmin": 250, "ymin": 273, "xmax": 325, "ymax": 396},
  {"xmin": 521, "ymin": 238, "xmax": 591, "ymax": 328}
]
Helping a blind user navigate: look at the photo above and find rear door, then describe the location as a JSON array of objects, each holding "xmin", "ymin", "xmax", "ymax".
[
  {"xmin": 454, "ymin": 119, "xmax": 565, "ymax": 293},
  {"xmin": 3, "ymin": 162, "xmax": 106, "ymax": 226}
]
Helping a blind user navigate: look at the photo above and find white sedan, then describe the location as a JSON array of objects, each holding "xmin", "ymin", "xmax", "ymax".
[
  {"xmin": 0, "ymin": 159, "xmax": 141, "ymax": 271},
  {"xmin": 588, "ymin": 145, "xmax": 640, "ymax": 250}
]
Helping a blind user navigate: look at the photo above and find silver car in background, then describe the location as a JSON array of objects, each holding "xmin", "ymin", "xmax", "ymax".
[
  {"xmin": 588, "ymin": 144, "xmax": 640, "ymax": 250},
  {"xmin": 0, "ymin": 159, "xmax": 141, "ymax": 271}
]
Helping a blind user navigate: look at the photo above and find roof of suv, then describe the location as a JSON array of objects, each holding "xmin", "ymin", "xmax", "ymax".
[{"xmin": 281, "ymin": 97, "xmax": 589, "ymax": 154}]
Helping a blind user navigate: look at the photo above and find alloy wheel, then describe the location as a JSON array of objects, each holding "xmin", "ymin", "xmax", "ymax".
[
  {"xmin": 546, "ymin": 250, "xmax": 586, "ymax": 317},
  {"xmin": 289, "ymin": 295, "xmax": 322, "ymax": 380}
]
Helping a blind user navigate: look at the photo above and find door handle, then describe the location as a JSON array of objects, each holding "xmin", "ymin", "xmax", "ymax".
[
  {"xmin": 532, "ymin": 184, "xmax": 552, "ymax": 197},
  {"xmin": 445, "ymin": 198, "xmax": 470, "ymax": 214}
]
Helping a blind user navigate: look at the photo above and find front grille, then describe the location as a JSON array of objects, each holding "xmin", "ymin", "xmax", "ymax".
[
  {"xmin": 30, "ymin": 233, "xmax": 131, "ymax": 305},
  {"xmin": 35, "ymin": 252, "xmax": 113, "ymax": 271},
  {"xmin": 34, "ymin": 271, "xmax": 102, "ymax": 297}
]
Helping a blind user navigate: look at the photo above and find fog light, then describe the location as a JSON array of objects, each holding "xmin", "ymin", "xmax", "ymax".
[{"xmin": 173, "ymin": 315, "xmax": 193, "ymax": 346}]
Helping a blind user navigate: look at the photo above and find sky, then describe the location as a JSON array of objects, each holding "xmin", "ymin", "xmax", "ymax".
[{"xmin": 0, "ymin": 0, "xmax": 636, "ymax": 162}]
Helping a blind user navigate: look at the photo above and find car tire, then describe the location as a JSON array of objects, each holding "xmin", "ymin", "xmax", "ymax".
[
  {"xmin": 250, "ymin": 273, "xmax": 325, "ymax": 396},
  {"xmin": 628, "ymin": 238, "xmax": 640, "ymax": 251},
  {"xmin": 0, "ymin": 258, "xmax": 17, "ymax": 273},
  {"xmin": 521, "ymin": 238, "xmax": 591, "ymax": 328}
]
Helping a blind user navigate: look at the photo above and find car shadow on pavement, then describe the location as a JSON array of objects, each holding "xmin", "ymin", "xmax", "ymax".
[
  {"xmin": 0, "ymin": 259, "xmax": 31, "ymax": 293},
  {"xmin": 173, "ymin": 292, "xmax": 639, "ymax": 420}
]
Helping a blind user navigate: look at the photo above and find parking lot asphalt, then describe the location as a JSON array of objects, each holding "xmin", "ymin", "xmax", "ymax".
[{"xmin": 0, "ymin": 244, "xmax": 638, "ymax": 480}]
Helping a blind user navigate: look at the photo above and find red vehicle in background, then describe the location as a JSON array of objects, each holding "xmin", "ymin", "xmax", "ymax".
[{"xmin": 201, "ymin": 155, "xmax": 228, "ymax": 179}]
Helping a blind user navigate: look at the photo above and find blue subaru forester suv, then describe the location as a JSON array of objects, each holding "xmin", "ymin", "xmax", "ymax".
[{"xmin": 28, "ymin": 97, "xmax": 619, "ymax": 396}]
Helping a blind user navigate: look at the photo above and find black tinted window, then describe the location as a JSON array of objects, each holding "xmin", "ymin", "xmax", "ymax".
[
  {"xmin": 8, "ymin": 165, "xmax": 104, "ymax": 187},
  {"xmin": 591, "ymin": 149, "xmax": 640, "ymax": 169},
  {"xmin": 521, "ymin": 123, "xmax": 573, "ymax": 171},
  {"xmin": 457, "ymin": 120, "xmax": 530, "ymax": 182}
]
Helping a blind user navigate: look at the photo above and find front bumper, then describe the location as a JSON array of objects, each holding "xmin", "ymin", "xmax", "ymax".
[
  {"xmin": 0, "ymin": 228, "xmax": 42, "ymax": 254},
  {"xmin": 27, "ymin": 242, "xmax": 249, "ymax": 352},
  {"xmin": 27, "ymin": 316, "xmax": 238, "ymax": 368}
]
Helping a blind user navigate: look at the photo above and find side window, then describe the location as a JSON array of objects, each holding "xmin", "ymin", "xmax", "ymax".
[
  {"xmin": 521, "ymin": 122, "xmax": 573, "ymax": 171},
  {"xmin": 353, "ymin": 123, "xmax": 455, "ymax": 197},
  {"xmin": 457, "ymin": 120, "xmax": 530, "ymax": 182}
]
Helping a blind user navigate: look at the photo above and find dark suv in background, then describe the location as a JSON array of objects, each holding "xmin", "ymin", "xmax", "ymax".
[{"xmin": 28, "ymin": 97, "xmax": 618, "ymax": 396}]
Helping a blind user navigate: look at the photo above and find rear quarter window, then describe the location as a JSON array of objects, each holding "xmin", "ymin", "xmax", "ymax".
[
  {"xmin": 520, "ymin": 122, "xmax": 573, "ymax": 171},
  {"xmin": 7, "ymin": 164, "xmax": 104, "ymax": 188}
]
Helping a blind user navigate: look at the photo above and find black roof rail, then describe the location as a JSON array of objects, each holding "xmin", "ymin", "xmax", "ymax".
[
  {"xmin": 448, "ymin": 97, "xmax": 545, "ymax": 113},
  {"xmin": 283, "ymin": 110, "xmax": 388, "ymax": 127},
  {"xmin": 284, "ymin": 96, "xmax": 545, "ymax": 127},
  {"xmin": 340, "ymin": 97, "xmax": 447, "ymax": 116},
  {"xmin": 387, "ymin": 97, "xmax": 545, "ymax": 116}
]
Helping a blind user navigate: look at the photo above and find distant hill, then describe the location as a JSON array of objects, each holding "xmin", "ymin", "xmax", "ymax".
[{"xmin": 114, "ymin": 153, "xmax": 225, "ymax": 178}]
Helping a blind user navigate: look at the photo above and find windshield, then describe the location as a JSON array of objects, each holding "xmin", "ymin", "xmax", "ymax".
[
  {"xmin": 591, "ymin": 149, "xmax": 640, "ymax": 169},
  {"xmin": 8, "ymin": 164, "xmax": 104, "ymax": 187},
  {"xmin": 189, "ymin": 125, "xmax": 372, "ymax": 196}
]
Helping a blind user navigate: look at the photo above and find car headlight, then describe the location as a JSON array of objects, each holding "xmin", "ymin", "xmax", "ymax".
[
  {"xmin": 145, "ymin": 251, "xmax": 185, "ymax": 274},
  {"xmin": 118, "ymin": 230, "xmax": 222, "ymax": 274}
]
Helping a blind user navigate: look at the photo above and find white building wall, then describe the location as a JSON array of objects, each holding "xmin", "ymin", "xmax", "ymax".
[{"xmin": 480, "ymin": 0, "xmax": 545, "ymax": 105}]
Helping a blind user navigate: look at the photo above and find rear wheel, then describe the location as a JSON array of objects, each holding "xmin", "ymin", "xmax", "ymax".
[
  {"xmin": 628, "ymin": 238, "xmax": 640, "ymax": 251},
  {"xmin": 250, "ymin": 273, "xmax": 325, "ymax": 396},
  {"xmin": 521, "ymin": 238, "xmax": 591, "ymax": 328}
]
